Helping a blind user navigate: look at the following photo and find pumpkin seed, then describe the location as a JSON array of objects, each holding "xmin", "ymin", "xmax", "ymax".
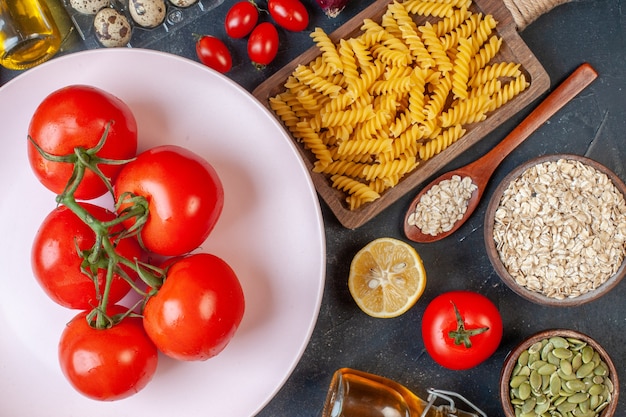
[
  {"xmin": 550, "ymin": 373, "xmax": 562, "ymax": 396},
  {"xmin": 553, "ymin": 347, "xmax": 573, "ymax": 359},
  {"xmin": 511, "ymin": 375, "xmax": 527, "ymax": 388},
  {"xmin": 522, "ymin": 397, "xmax": 537, "ymax": 414},
  {"xmin": 581, "ymin": 346, "xmax": 594, "ymax": 363},
  {"xmin": 575, "ymin": 362, "xmax": 595, "ymax": 378},
  {"xmin": 588, "ymin": 384, "xmax": 604, "ymax": 396},
  {"xmin": 550, "ymin": 336, "xmax": 569, "ymax": 348},
  {"xmin": 530, "ymin": 370, "xmax": 542, "ymax": 391},
  {"xmin": 567, "ymin": 392, "xmax": 589, "ymax": 404},
  {"xmin": 518, "ymin": 349, "xmax": 530, "ymax": 366},
  {"xmin": 560, "ymin": 359, "xmax": 573, "ymax": 375},
  {"xmin": 538, "ymin": 363, "xmax": 557, "ymax": 375},
  {"xmin": 557, "ymin": 401, "xmax": 577, "ymax": 413},
  {"xmin": 519, "ymin": 381, "xmax": 532, "ymax": 400},
  {"xmin": 565, "ymin": 380, "xmax": 586, "ymax": 392}
]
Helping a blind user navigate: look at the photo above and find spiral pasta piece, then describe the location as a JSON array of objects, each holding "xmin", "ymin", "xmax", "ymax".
[
  {"xmin": 293, "ymin": 121, "xmax": 333, "ymax": 168},
  {"xmin": 441, "ymin": 94, "xmax": 491, "ymax": 127},
  {"xmin": 403, "ymin": 0, "xmax": 454, "ymax": 17},
  {"xmin": 420, "ymin": 22, "xmax": 453, "ymax": 73},
  {"xmin": 469, "ymin": 35, "xmax": 503, "ymax": 74},
  {"xmin": 419, "ymin": 124, "xmax": 466, "ymax": 160},
  {"xmin": 310, "ymin": 28, "xmax": 343, "ymax": 73},
  {"xmin": 451, "ymin": 36, "xmax": 473, "ymax": 99},
  {"xmin": 314, "ymin": 159, "xmax": 367, "ymax": 178},
  {"xmin": 362, "ymin": 156, "xmax": 418, "ymax": 181},
  {"xmin": 439, "ymin": 13, "xmax": 481, "ymax": 51},
  {"xmin": 338, "ymin": 138, "xmax": 393, "ymax": 156},
  {"xmin": 423, "ymin": 73, "xmax": 452, "ymax": 120},
  {"xmin": 487, "ymin": 74, "xmax": 529, "ymax": 112},
  {"xmin": 293, "ymin": 64, "xmax": 343, "ymax": 97},
  {"xmin": 434, "ymin": 6, "xmax": 471, "ymax": 36},
  {"xmin": 330, "ymin": 174, "xmax": 380, "ymax": 206},
  {"xmin": 469, "ymin": 62, "xmax": 521, "ymax": 87}
]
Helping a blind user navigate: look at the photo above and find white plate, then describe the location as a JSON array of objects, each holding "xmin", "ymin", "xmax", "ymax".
[{"xmin": 0, "ymin": 49, "xmax": 325, "ymax": 417}]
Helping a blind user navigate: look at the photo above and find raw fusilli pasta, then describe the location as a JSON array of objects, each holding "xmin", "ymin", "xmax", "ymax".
[{"xmin": 269, "ymin": 0, "xmax": 531, "ymax": 211}]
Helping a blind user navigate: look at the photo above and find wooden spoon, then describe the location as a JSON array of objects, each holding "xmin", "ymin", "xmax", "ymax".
[{"xmin": 404, "ymin": 63, "xmax": 598, "ymax": 243}]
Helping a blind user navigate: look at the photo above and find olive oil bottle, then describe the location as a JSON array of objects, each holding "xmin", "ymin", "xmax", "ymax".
[
  {"xmin": 322, "ymin": 368, "xmax": 485, "ymax": 417},
  {"xmin": 0, "ymin": 0, "xmax": 62, "ymax": 70}
]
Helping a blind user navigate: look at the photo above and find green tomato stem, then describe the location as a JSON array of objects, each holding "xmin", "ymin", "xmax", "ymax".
[{"xmin": 447, "ymin": 301, "xmax": 489, "ymax": 348}]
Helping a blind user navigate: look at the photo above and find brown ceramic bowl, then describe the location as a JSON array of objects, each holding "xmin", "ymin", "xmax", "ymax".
[
  {"xmin": 500, "ymin": 329, "xmax": 619, "ymax": 417},
  {"xmin": 484, "ymin": 154, "xmax": 626, "ymax": 306}
]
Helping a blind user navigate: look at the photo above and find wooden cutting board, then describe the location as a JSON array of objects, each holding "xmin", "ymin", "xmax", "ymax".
[{"xmin": 252, "ymin": 0, "xmax": 550, "ymax": 229}]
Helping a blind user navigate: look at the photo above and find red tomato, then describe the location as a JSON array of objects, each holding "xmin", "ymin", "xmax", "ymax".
[
  {"xmin": 28, "ymin": 85, "xmax": 138, "ymax": 200},
  {"xmin": 142, "ymin": 253, "xmax": 245, "ymax": 361},
  {"xmin": 196, "ymin": 35, "xmax": 232, "ymax": 73},
  {"xmin": 58, "ymin": 305, "xmax": 158, "ymax": 401},
  {"xmin": 421, "ymin": 291, "xmax": 503, "ymax": 370},
  {"xmin": 31, "ymin": 202, "xmax": 140, "ymax": 310},
  {"xmin": 247, "ymin": 22, "xmax": 279, "ymax": 66},
  {"xmin": 224, "ymin": 1, "xmax": 259, "ymax": 38},
  {"xmin": 268, "ymin": 0, "xmax": 309, "ymax": 31},
  {"xmin": 114, "ymin": 145, "xmax": 224, "ymax": 257}
]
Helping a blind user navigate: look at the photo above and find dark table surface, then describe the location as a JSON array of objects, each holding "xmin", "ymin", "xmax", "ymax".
[{"xmin": 2, "ymin": 0, "xmax": 624, "ymax": 416}]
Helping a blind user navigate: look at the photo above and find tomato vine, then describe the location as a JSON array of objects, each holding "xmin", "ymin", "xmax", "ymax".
[{"xmin": 28, "ymin": 124, "xmax": 165, "ymax": 330}]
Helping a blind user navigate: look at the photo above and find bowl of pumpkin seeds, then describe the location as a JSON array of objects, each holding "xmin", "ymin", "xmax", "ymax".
[{"xmin": 500, "ymin": 329, "xmax": 618, "ymax": 417}]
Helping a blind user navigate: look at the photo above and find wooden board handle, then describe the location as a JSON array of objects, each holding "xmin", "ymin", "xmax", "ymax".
[{"xmin": 503, "ymin": 0, "xmax": 573, "ymax": 30}]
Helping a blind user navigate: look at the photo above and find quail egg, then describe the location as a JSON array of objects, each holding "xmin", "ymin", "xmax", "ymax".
[
  {"xmin": 69, "ymin": 0, "xmax": 109, "ymax": 15},
  {"xmin": 129, "ymin": 0, "xmax": 167, "ymax": 28},
  {"xmin": 168, "ymin": 0, "xmax": 199, "ymax": 7},
  {"xmin": 93, "ymin": 8, "xmax": 133, "ymax": 48}
]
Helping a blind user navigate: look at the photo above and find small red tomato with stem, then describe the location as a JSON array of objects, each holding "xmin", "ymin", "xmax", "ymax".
[
  {"xmin": 195, "ymin": 35, "xmax": 232, "ymax": 73},
  {"xmin": 143, "ymin": 253, "xmax": 245, "ymax": 361},
  {"xmin": 247, "ymin": 22, "xmax": 279, "ymax": 67},
  {"xmin": 114, "ymin": 145, "xmax": 224, "ymax": 257},
  {"xmin": 421, "ymin": 291, "xmax": 503, "ymax": 370},
  {"xmin": 268, "ymin": 0, "xmax": 309, "ymax": 32},
  {"xmin": 58, "ymin": 305, "xmax": 159, "ymax": 401},
  {"xmin": 224, "ymin": 1, "xmax": 259, "ymax": 38},
  {"xmin": 27, "ymin": 85, "xmax": 138, "ymax": 200},
  {"xmin": 31, "ymin": 202, "xmax": 141, "ymax": 310}
]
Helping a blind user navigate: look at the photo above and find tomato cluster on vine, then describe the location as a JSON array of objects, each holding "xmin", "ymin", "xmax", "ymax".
[
  {"xmin": 196, "ymin": 0, "xmax": 309, "ymax": 72},
  {"xmin": 27, "ymin": 84, "xmax": 245, "ymax": 401}
]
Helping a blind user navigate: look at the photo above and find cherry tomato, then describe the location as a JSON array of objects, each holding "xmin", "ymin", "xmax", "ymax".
[
  {"xmin": 268, "ymin": 0, "xmax": 308, "ymax": 32},
  {"xmin": 247, "ymin": 22, "xmax": 279, "ymax": 67},
  {"xmin": 58, "ymin": 305, "xmax": 158, "ymax": 401},
  {"xmin": 421, "ymin": 291, "xmax": 503, "ymax": 370},
  {"xmin": 143, "ymin": 253, "xmax": 245, "ymax": 361},
  {"xmin": 28, "ymin": 85, "xmax": 138, "ymax": 200},
  {"xmin": 114, "ymin": 145, "xmax": 224, "ymax": 257},
  {"xmin": 31, "ymin": 202, "xmax": 140, "ymax": 310},
  {"xmin": 196, "ymin": 35, "xmax": 232, "ymax": 73},
  {"xmin": 224, "ymin": 1, "xmax": 259, "ymax": 38}
]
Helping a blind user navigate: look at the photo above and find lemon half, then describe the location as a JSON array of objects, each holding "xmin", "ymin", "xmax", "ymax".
[{"xmin": 348, "ymin": 237, "xmax": 427, "ymax": 318}]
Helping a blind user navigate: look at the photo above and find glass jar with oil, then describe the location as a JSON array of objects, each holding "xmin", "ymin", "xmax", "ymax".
[
  {"xmin": 0, "ymin": 0, "xmax": 62, "ymax": 70},
  {"xmin": 322, "ymin": 368, "xmax": 487, "ymax": 417}
]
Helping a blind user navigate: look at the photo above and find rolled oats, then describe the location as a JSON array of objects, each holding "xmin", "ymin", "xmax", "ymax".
[
  {"xmin": 493, "ymin": 159, "xmax": 626, "ymax": 299},
  {"xmin": 407, "ymin": 175, "xmax": 477, "ymax": 236}
]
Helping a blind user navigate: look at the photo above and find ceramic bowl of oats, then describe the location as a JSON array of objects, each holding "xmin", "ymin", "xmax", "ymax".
[{"xmin": 484, "ymin": 154, "xmax": 626, "ymax": 306}]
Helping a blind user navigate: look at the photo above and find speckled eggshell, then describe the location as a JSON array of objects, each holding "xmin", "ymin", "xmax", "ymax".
[
  {"xmin": 168, "ymin": 0, "xmax": 199, "ymax": 7},
  {"xmin": 93, "ymin": 8, "xmax": 133, "ymax": 48},
  {"xmin": 69, "ymin": 0, "xmax": 109, "ymax": 15},
  {"xmin": 129, "ymin": 0, "xmax": 167, "ymax": 28}
]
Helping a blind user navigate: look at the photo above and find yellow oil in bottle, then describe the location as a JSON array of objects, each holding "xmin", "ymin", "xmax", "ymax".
[
  {"xmin": 0, "ymin": 0, "xmax": 61, "ymax": 70},
  {"xmin": 322, "ymin": 368, "xmax": 484, "ymax": 417}
]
